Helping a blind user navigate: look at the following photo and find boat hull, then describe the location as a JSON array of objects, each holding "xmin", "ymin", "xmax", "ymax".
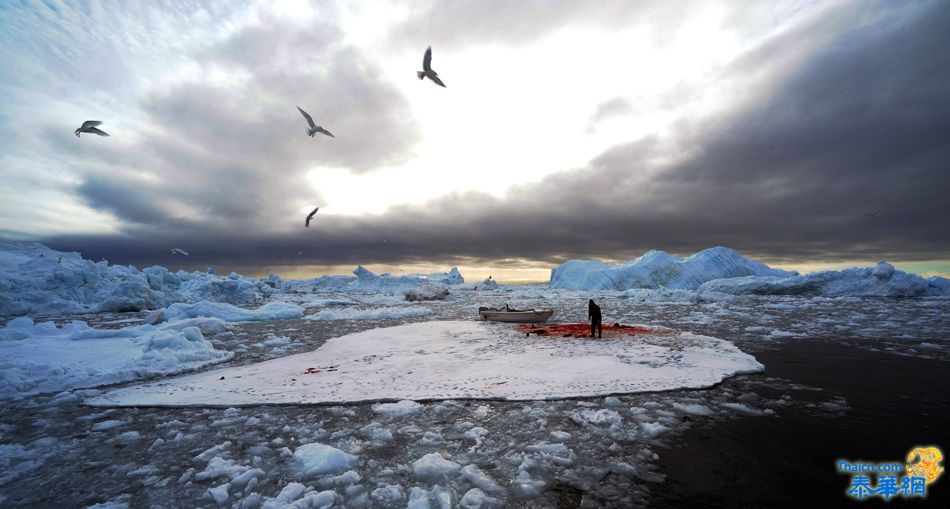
[{"xmin": 478, "ymin": 308, "xmax": 554, "ymax": 323}]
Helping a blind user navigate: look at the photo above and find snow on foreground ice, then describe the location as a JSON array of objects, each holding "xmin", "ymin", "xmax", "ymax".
[
  {"xmin": 0, "ymin": 317, "xmax": 232, "ymax": 400},
  {"xmin": 86, "ymin": 321, "xmax": 762, "ymax": 407},
  {"xmin": 549, "ymin": 246, "xmax": 949, "ymax": 297}
]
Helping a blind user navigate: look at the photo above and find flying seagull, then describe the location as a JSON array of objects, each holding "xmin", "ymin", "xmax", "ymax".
[
  {"xmin": 417, "ymin": 46, "xmax": 446, "ymax": 88},
  {"xmin": 75, "ymin": 120, "xmax": 109, "ymax": 137},
  {"xmin": 296, "ymin": 107, "xmax": 334, "ymax": 138},
  {"xmin": 305, "ymin": 207, "xmax": 320, "ymax": 227},
  {"xmin": 865, "ymin": 210, "xmax": 881, "ymax": 218},
  {"xmin": 170, "ymin": 248, "xmax": 189, "ymax": 256}
]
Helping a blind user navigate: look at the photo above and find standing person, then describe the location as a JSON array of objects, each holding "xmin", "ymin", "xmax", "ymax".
[{"xmin": 588, "ymin": 299, "xmax": 602, "ymax": 338}]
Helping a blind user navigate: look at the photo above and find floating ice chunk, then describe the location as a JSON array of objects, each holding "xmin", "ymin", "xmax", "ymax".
[
  {"xmin": 195, "ymin": 457, "xmax": 249, "ymax": 481},
  {"xmin": 372, "ymin": 400, "xmax": 423, "ymax": 417},
  {"xmin": 570, "ymin": 409, "xmax": 623, "ymax": 430},
  {"xmin": 113, "ymin": 431, "xmax": 140, "ymax": 443},
  {"xmin": 194, "ymin": 441, "xmax": 232, "ymax": 463},
  {"xmin": 229, "ymin": 468, "xmax": 264, "ymax": 490},
  {"xmin": 305, "ymin": 306, "xmax": 432, "ymax": 321},
  {"xmin": 205, "ymin": 483, "xmax": 229, "ymax": 505},
  {"xmin": 407, "ymin": 487, "xmax": 432, "ymax": 509},
  {"xmin": 412, "ymin": 453, "xmax": 461, "ymax": 480},
  {"xmin": 721, "ymin": 402, "xmax": 761, "ymax": 415},
  {"xmin": 459, "ymin": 488, "xmax": 502, "ymax": 509},
  {"xmin": 464, "ymin": 427, "xmax": 489, "ymax": 440},
  {"xmin": 371, "ymin": 484, "xmax": 406, "ymax": 506},
  {"xmin": 404, "ymin": 485, "xmax": 456, "ymax": 509},
  {"xmin": 512, "ymin": 468, "xmax": 546, "ymax": 498},
  {"xmin": 274, "ymin": 482, "xmax": 307, "ymax": 503},
  {"xmin": 640, "ymin": 422, "xmax": 668, "ymax": 438},
  {"xmin": 161, "ymin": 301, "xmax": 303, "ymax": 322},
  {"xmin": 405, "ymin": 284, "xmax": 450, "ymax": 301},
  {"xmin": 292, "ymin": 443, "xmax": 357, "ymax": 476},
  {"xmin": 92, "ymin": 420, "xmax": 125, "ymax": 431},
  {"xmin": 673, "ymin": 403, "xmax": 714, "ymax": 416},
  {"xmin": 460, "ymin": 464, "xmax": 506, "ymax": 496}
]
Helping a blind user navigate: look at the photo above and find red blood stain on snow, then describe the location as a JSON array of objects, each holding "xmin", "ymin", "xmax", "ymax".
[{"xmin": 516, "ymin": 323, "xmax": 655, "ymax": 338}]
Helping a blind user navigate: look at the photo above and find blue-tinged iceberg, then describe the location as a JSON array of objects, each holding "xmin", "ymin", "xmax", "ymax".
[
  {"xmin": 549, "ymin": 247, "xmax": 949, "ymax": 297},
  {"xmin": 549, "ymin": 247, "xmax": 795, "ymax": 291},
  {"xmin": 700, "ymin": 261, "xmax": 948, "ymax": 297}
]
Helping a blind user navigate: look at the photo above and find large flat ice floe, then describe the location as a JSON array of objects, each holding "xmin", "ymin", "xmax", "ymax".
[{"xmin": 86, "ymin": 321, "xmax": 763, "ymax": 407}]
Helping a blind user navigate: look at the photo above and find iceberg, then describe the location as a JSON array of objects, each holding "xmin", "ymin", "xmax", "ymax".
[
  {"xmin": 282, "ymin": 265, "xmax": 465, "ymax": 293},
  {"xmin": 549, "ymin": 246, "xmax": 795, "ymax": 291},
  {"xmin": 700, "ymin": 261, "xmax": 950, "ymax": 297},
  {"xmin": 549, "ymin": 247, "xmax": 950, "ymax": 297},
  {"xmin": 0, "ymin": 241, "xmax": 276, "ymax": 317}
]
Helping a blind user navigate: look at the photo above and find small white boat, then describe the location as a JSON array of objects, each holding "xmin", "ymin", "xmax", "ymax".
[{"xmin": 478, "ymin": 306, "xmax": 554, "ymax": 323}]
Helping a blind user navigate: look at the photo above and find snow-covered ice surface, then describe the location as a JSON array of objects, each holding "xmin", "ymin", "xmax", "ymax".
[
  {"xmin": 1, "ymin": 242, "xmax": 949, "ymax": 507},
  {"xmin": 86, "ymin": 321, "xmax": 761, "ymax": 406},
  {"xmin": 0, "ymin": 317, "xmax": 233, "ymax": 400},
  {"xmin": 1, "ymin": 289, "xmax": 946, "ymax": 507}
]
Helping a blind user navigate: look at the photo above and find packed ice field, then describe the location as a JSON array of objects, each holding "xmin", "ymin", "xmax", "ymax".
[{"xmin": 1, "ymin": 241, "xmax": 948, "ymax": 508}]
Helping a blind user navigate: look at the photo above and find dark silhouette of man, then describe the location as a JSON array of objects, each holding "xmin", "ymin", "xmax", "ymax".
[{"xmin": 588, "ymin": 299, "xmax": 602, "ymax": 338}]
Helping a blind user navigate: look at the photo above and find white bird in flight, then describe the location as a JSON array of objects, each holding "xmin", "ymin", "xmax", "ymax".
[
  {"xmin": 305, "ymin": 207, "xmax": 319, "ymax": 227},
  {"xmin": 417, "ymin": 46, "xmax": 446, "ymax": 88},
  {"xmin": 75, "ymin": 120, "xmax": 109, "ymax": 137},
  {"xmin": 170, "ymin": 248, "xmax": 189, "ymax": 256},
  {"xmin": 296, "ymin": 107, "xmax": 334, "ymax": 138},
  {"xmin": 865, "ymin": 210, "xmax": 881, "ymax": 218}
]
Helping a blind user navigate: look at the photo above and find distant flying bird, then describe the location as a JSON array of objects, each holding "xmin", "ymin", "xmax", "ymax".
[
  {"xmin": 75, "ymin": 120, "xmax": 109, "ymax": 137},
  {"xmin": 417, "ymin": 46, "xmax": 446, "ymax": 88},
  {"xmin": 296, "ymin": 107, "xmax": 334, "ymax": 138},
  {"xmin": 865, "ymin": 210, "xmax": 881, "ymax": 218},
  {"xmin": 170, "ymin": 248, "xmax": 189, "ymax": 256},
  {"xmin": 305, "ymin": 207, "xmax": 319, "ymax": 227}
]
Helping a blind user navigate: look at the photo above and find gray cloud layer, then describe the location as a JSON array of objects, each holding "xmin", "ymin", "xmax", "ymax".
[
  {"xmin": 41, "ymin": 6, "xmax": 420, "ymax": 238},
  {"xmin": 40, "ymin": 1, "xmax": 950, "ymax": 270}
]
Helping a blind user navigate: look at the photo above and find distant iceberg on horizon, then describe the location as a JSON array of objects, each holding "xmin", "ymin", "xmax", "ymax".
[{"xmin": 549, "ymin": 246, "xmax": 949, "ymax": 297}]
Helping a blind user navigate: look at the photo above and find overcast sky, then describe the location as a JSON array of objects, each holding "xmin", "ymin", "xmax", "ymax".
[{"xmin": 1, "ymin": 0, "xmax": 948, "ymax": 279}]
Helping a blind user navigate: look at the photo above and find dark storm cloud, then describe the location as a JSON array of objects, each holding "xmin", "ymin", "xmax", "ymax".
[
  {"xmin": 77, "ymin": 175, "xmax": 174, "ymax": 226},
  {"xmin": 43, "ymin": 1, "xmax": 950, "ymax": 270}
]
